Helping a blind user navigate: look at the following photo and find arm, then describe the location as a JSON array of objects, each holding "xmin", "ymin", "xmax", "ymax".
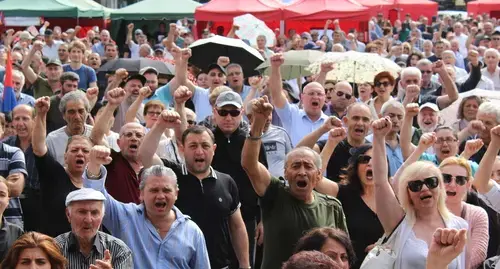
[
  {"xmin": 125, "ymin": 87, "xmax": 150, "ymax": 124},
  {"xmin": 467, "ymin": 207, "xmax": 488, "ymax": 269},
  {"xmin": 163, "ymin": 24, "xmax": 178, "ymax": 51},
  {"xmin": 435, "ymin": 62, "xmax": 459, "ymax": 109},
  {"xmin": 69, "ymin": 26, "xmax": 80, "ymax": 41},
  {"xmin": 6, "ymin": 149, "xmax": 26, "ymax": 198},
  {"xmin": 228, "ymin": 209, "xmax": 250, "ymax": 268},
  {"xmin": 243, "ymin": 77, "xmax": 262, "ymax": 111},
  {"xmin": 90, "ymin": 88, "xmax": 126, "ymax": 146},
  {"xmin": 315, "ymin": 62, "xmax": 334, "ymax": 86},
  {"xmin": 32, "ymin": 97, "xmax": 50, "ymax": 156},
  {"xmin": 125, "ymin": 23, "xmax": 134, "ymax": 46},
  {"xmin": 171, "ymin": 48, "xmax": 196, "ymax": 94},
  {"xmin": 268, "ymin": 54, "xmax": 287, "ymax": 109},
  {"xmin": 21, "ymin": 42, "xmax": 42, "ymax": 84},
  {"xmin": 314, "ymin": 129, "xmax": 345, "ymax": 196},
  {"xmin": 472, "ymin": 125, "xmax": 500, "ymax": 193},
  {"xmin": 459, "ymin": 50, "xmax": 481, "ymax": 93},
  {"xmin": 400, "ymin": 104, "xmax": 419, "ymax": 160},
  {"xmin": 173, "ymin": 86, "xmax": 191, "ymax": 144},
  {"xmin": 227, "ymin": 25, "xmax": 238, "ymax": 38}
]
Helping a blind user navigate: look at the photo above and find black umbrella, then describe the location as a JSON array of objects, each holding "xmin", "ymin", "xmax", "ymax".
[
  {"xmin": 98, "ymin": 58, "xmax": 175, "ymax": 76},
  {"xmin": 188, "ymin": 35, "xmax": 264, "ymax": 77}
]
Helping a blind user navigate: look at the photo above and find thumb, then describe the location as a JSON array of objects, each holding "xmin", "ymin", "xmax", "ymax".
[{"xmin": 104, "ymin": 249, "xmax": 111, "ymax": 261}]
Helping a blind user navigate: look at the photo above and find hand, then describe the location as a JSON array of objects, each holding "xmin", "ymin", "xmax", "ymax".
[
  {"xmin": 326, "ymin": 19, "xmax": 333, "ymax": 25},
  {"xmin": 6, "ymin": 29, "xmax": 14, "ymax": 36},
  {"xmin": 156, "ymin": 109, "xmax": 182, "ymax": 130},
  {"xmin": 333, "ymin": 19, "xmax": 339, "ymax": 25},
  {"xmin": 405, "ymin": 103, "xmax": 419, "ymax": 118},
  {"xmin": 139, "ymin": 86, "xmax": 152, "ymax": 99},
  {"xmin": 321, "ymin": 116, "xmax": 342, "ymax": 132},
  {"xmin": 418, "ymin": 132, "xmax": 437, "ymax": 149},
  {"xmin": 43, "ymin": 21, "xmax": 50, "ymax": 27},
  {"xmin": 463, "ymin": 139, "xmax": 484, "ymax": 157},
  {"xmin": 405, "ymin": 85, "xmax": 421, "ymax": 101},
  {"xmin": 248, "ymin": 76, "xmax": 262, "ymax": 89},
  {"xmin": 432, "ymin": 60, "xmax": 446, "ymax": 73},
  {"xmin": 106, "ymin": 87, "xmax": 126, "ymax": 106},
  {"xmin": 75, "ymin": 26, "xmax": 81, "ymax": 32},
  {"xmin": 35, "ymin": 96, "xmax": 51, "ymax": 115},
  {"xmin": 86, "ymin": 87, "xmax": 99, "ymax": 101},
  {"xmin": 427, "ymin": 228, "xmax": 467, "ymax": 269},
  {"xmin": 128, "ymin": 23, "xmax": 134, "ymax": 31},
  {"xmin": 115, "ymin": 68, "xmax": 129, "ymax": 81},
  {"xmin": 468, "ymin": 50, "xmax": 479, "ymax": 66},
  {"xmin": 371, "ymin": 117, "xmax": 392, "ymax": 138},
  {"xmin": 89, "ymin": 249, "xmax": 113, "ymax": 269},
  {"xmin": 170, "ymin": 45, "xmax": 181, "ymax": 59},
  {"xmin": 217, "ymin": 56, "xmax": 230, "ymax": 67},
  {"xmin": 490, "ymin": 125, "xmax": 500, "ymax": 148},
  {"xmin": 328, "ymin": 128, "xmax": 347, "ymax": 144},
  {"xmin": 32, "ymin": 41, "xmax": 44, "ymax": 51},
  {"xmin": 170, "ymin": 23, "xmax": 177, "ymax": 32},
  {"xmin": 174, "ymin": 85, "xmax": 192, "ymax": 104},
  {"xmin": 467, "ymin": 120, "xmax": 485, "ymax": 135},
  {"xmin": 89, "ymin": 145, "xmax": 113, "ymax": 166},
  {"xmin": 250, "ymin": 96, "xmax": 273, "ymax": 125},
  {"xmin": 231, "ymin": 24, "xmax": 240, "ymax": 31},
  {"xmin": 180, "ymin": 48, "xmax": 192, "ymax": 61},
  {"xmin": 270, "ymin": 53, "xmax": 284, "ymax": 68},
  {"xmin": 320, "ymin": 61, "xmax": 334, "ymax": 73},
  {"xmin": 470, "ymin": 27, "xmax": 478, "ymax": 36},
  {"xmin": 255, "ymin": 222, "xmax": 264, "ymax": 246}
]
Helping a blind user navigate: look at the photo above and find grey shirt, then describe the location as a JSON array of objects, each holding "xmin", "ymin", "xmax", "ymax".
[
  {"xmin": 46, "ymin": 125, "xmax": 93, "ymax": 166},
  {"xmin": 262, "ymin": 125, "xmax": 293, "ymax": 178}
]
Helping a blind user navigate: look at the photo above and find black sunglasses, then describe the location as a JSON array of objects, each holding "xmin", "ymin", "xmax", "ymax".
[
  {"xmin": 375, "ymin": 81, "xmax": 392, "ymax": 87},
  {"xmin": 407, "ymin": 176, "xmax": 439, "ymax": 192},
  {"xmin": 336, "ymin": 91, "xmax": 352, "ymax": 99},
  {"xmin": 442, "ymin": 173, "xmax": 468, "ymax": 186},
  {"xmin": 357, "ymin": 155, "xmax": 372, "ymax": 164},
  {"xmin": 217, "ymin": 109, "xmax": 241, "ymax": 117},
  {"xmin": 187, "ymin": 120, "xmax": 196, "ymax": 125}
]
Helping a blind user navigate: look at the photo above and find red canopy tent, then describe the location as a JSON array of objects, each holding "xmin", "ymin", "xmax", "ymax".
[
  {"xmin": 467, "ymin": 0, "xmax": 500, "ymax": 18},
  {"xmin": 194, "ymin": 0, "xmax": 284, "ymax": 21},
  {"xmin": 283, "ymin": 0, "xmax": 374, "ymax": 21},
  {"xmin": 392, "ymin": 0, "xmax": 438, "ymax": 21}
]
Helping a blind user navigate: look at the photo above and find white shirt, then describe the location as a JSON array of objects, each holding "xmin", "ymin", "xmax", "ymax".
[
  {"xmin": 455, "ymin": 33, "xmax": 469, "ymax": 58},
  {"xmin": 42, "ymin": 40, "xmax": 63, "ymax": 60},
  {"xmin": 457, "ymin": 74, "xmax": 495, "ymax": 91},
  {"xmin": 129, "ymin": 42, "xmax": 140, "ymax": 59},
  {"xmin": 481, "ymin": 67, "xmax": 500, "ymax": 91}
]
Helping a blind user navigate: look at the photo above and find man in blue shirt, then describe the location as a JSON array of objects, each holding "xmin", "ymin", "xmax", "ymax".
[
  {"xmin": 1, "ymin": 70, "xmax": 35, "ymax": 108},
  {"xmin": 63, "ymin": 40, "xmax": 97, "ymax": 90},
  {"xmin": 84, "ymin": 145, "xmax": 210, "ymax": 269}
]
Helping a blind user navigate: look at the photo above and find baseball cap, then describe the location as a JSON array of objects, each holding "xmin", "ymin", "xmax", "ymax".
[
  {"xmin": 139, "ymin": 66, "xmax": 159, "ymax": 76},
  {"xmin": 45, "ymin": 29, "xmax": 53, "ymax": 36},
  {"xmin": 135, "ymin": 29, "xmax": 143, "ymax": 35},
  {"xmin": 46, "ymin": 58, "xmax": 62, "ymax": 67},
  {"xmin": 19, "ymin": 31, "xmax": 34, "ymax": 40},
  {"xmin": 206, "ymin": 63, "xmax": 227, "ymax": 75},
  {"xmin": 301, "ymin": 32, "xmax": 311, "ymax": 40},
  {"xmin": 215, "ymin": 91, "xmax": 243, "ymax": 108},
  {"xmin": 65, "ymin": 188, "xmax": 106, "ymax": 207},
  {"xmin": 125, "ymin": 73, "xmax": 146, "ymax": 85},
  {"xmin": 492, "ymin": 31, "xmax": 500, "ymax": 36},
  {"xmin": 153, "ymin": 44, "xmax": 164, "ymax": 52},
  {"xmin": 481, "ymin": 35, "xmax": 491, "ymax": 41},
  {"xmin": 419, "ymin": 102, "xmax": 439, "ymax": 112},
  {"xmin": 304, "ymin": 43, "xmax": 321, "ymax": 50}
]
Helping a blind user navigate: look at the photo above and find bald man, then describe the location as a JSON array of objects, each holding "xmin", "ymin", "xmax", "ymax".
[{"xmin": 324, "ymin": 81, "xmax": 354, "ymax": 118}]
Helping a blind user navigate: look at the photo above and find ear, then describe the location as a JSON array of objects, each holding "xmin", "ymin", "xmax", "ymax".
[
  {"xmin": 342, "ymin": 116, "xmax": 348, "ymax": 125},
  {"xmin": 65, "ymin": 207, "xmax": 71, "ymax": 223},
  {"xmin": 139, "ymin": 190, "xmax": 144, "ymax": 203},
  {"xmin": 212, "ymin": 143, "xmax": 217, "ymax": 153},
  {"xmin": 179, "ymin": 143, "xmax": 185, "ymax": 154}
]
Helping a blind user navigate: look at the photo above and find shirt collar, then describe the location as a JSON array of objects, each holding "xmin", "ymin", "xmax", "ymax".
[
  {"xmin": 298, "ymin": 109, "xmax": 329, "ymax": 123},
  {"xmin": 68, "ymin": 231, "xmax": 104, "ymax": 255},
  {"xmin": 181, "ymin": 165, "xmax": 217, "ymax": 179}
]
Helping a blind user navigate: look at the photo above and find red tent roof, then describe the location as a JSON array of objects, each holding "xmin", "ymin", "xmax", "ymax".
[
  {"xmin": 467, "ymin": 0, "xmax": 500, "ymax": 15},
  {"xmin": 194, "ymin": 0, "xmax": 284, "ymax": 21},
  {"xmin": 283, "ymin": 0, "xmax": 373, "ymax": 21}
]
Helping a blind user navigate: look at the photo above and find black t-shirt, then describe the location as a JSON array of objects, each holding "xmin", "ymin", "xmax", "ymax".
[
  {"xmin": 317, "ymin": 139, "xmax": 355, "ymax": 182},
  {"xmin": 337, "ymin": 185, "xmax": 384, "ymax": 269},
  {"xmin": 428, "ymin": 55, "xmax": 441, "ymax": 63},
  {"xmin": 35, "ymin": 153, "xmax": 79, "ymax": 237},
  {"xmin": 162, "ymin": 159, "xmax": 240, "ymax": 269}
]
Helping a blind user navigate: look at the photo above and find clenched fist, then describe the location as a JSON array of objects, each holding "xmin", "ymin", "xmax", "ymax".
[
  {"xmin": 405, "ymin": 103, "xmax": 420, "ymax": 118},
  {"xmin": 174, "ymin": 85, "xmax": 192, "ymax": 104},
  {"xmin": 89, "ymin": 145, "xmax": 113, "ymax": 166},
  {"xmin": 270, "ymin": 54, "xmax": 284, "ymax": 68},
  {"xmin": 418, "ymin": 132, "xmax": 437, "ymax": 149},
  {"xmin": 156, "ymin": 109, "xmax": 181, "ymax": 130},
  {"xmin": 35, "ymin": 97, "xmax": 51, "ymax": 115},
  {"xmin": 328, "ymin": 128, "xmax": 347, "ymax": 144},
  {"xmin": 371, "ymin": 117, "xmax": 392, "ymax": 138},
  {"xmin": 106, "ymin": 87, "xmax": 126, "ymax": 106}
]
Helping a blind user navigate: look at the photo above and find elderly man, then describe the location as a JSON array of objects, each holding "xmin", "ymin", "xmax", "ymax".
[
  {"xmin": 481, "ymin": 48, "xmax": 500, "ymax": 91},
  {"xmin": 401, "ymin": 102, "xmax": 440, "ymax": 156},
  {"xmin": 91, "ymin": 30, "xmax": 111, "ymax": 58},
  {"xmin": 42, "ymin": 29, "xmax": 63, "ymax": 60},
  {"xmin": 269, "ymin": 53, "xmax": 330, "ymax": 146},
  {"xmin": 227, "ymin": 63, "xmax": 255, "ymax": 100},
  {"xmin": 440, "ymin": 50, "xmax": 468, "ymax": 79},
  {"xmin": 417, "ymin": 59, "xmax": 441, "ymax": 95},
  {"xmin": 1, "ymin": 70, "xmax": 35, "ymax": 107},
  {"xmin": 22, "ymin": 41, "xmax": 62, "ymax": 98},
  {"xmin": 241, "ymin": 96, "xmax": 347, "ymax": 269},
  {"xmin": 324, "ymin": 81, "xmax": 354, "ymax": 118},
  {"xmin": 84, "ymin": 146, "xmax": 210, "ymax": 269},
  {"xmin": 55, "ymin": 188, "xmax": 133, "ymax": 269}
]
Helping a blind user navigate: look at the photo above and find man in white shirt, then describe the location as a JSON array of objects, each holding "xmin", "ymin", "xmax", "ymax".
[
  {"xmin": 453, "ymin": 22, "xmax": 469, "ymax": 58},
  {"xmin": 481, "ymin": 48, "xmax": 500, "ymax": 91},
  {"xmin": 42, "ymin": 29, "xmax": 63, "ymax": 60}
]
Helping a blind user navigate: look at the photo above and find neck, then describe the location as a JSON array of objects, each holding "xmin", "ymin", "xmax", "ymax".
[
  {"xmin": 415, "ymin": 206, "xmax": 441, "ymax": 222},
  {"xmin": 386, "ymin": 131, "xmax": 397, "ymax": 141},
  {"xmin": 70, "ymin": 61, "xmax": 82, "ymax": 69},
  {"xmin": 331, "ymin": 104, "xmax": 345, "ymax": 117},
  {"xmin": 363, "ymin": 184, "xmax": 375, "ymax": 197},
  {"xmin": 232, "ymin": 85, "xmax": 243, "ymax": 93},
  {"xmin": 422, "ymin": 80, "xmax": 431, "ymax": 88},
  {"xmin": 67, "ymin": 170, "xmax": 83, "ymax": 186},
  {"xmin": 65, "ymin": 126, "xmax": 85, "ymax": 136},
  {"xmin": 191, "ymin": 168, "xmax": 211, "ymax": 181},
  {"xmin": 446, "ymin": 200, "xmax": 463, "ymax": 216},
  {"xmin": 306, "ymin": 111, "xmax": 321, "ymax": 122},
  {"xmin": 377, "ymin": 95, "xmax": 390, "ymax": 103},
  {"xmin": 347, "ymin": 136, "xmax": 364, "ymax": 147},
  {"xmin": 18, "ymin": 136, "xmax": 31, "ymax": 150},
  {"xmin": 487, "ymin": 65, "xmax": 497, "ymax": 73},
  {"xmin": 78, "ymin": 237, "xmax": 94, "ymax": 256},
  {"xmin": 147, "ymin": 208, "xmax": 175, "ymax": 227}
]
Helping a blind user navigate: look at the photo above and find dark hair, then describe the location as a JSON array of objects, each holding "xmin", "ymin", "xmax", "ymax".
[
  {"xmin": 1, "ymin": 232, "xmax": 67, "ymax": 269},
  {"xmin": 406, "ymin": 52, "xmax": 424, "ymax": 67},
  {"xmin": 457, "ymin": 95, "xmax": 482, "ymax": 120},
  {"xmin": 65, "ymin": 135, "xmax": 92, "ymax": 153},
  {"xmin": 143, "ymin": 100, "xmax": 166, "ymax": 117},
  {"xmin": 104, "ymin": 43, "xmax": 117, "ymax": 50},
  {"xmin": 282, "ymin": 251, "xmax": 338, "ymax": 269},
  {"xmin": 435, "ymin": 125, "xmax": 458, "ymax": 140},
  {"xmin": 294, "ymin": 227, "xmax": 356, "ymax": 267},
  {"xmin": 181, "ymin": 125, "xmax": 215, "ymax": 145},
  {"xmin": 60, "ymin": 71, "xmax": 80, "ymax": 84},
  {"xmin": 344, "ymin": 144, "xmax": 373, "ymax": 194}
]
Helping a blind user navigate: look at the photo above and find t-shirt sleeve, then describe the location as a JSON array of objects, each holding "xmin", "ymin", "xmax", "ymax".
[
  {"xmin": 260, "ymin": 177, "xmax": 282, "ymax": 211},
  {"xmin": 227, "ymin": 176, "xmax": 241, "ymax": 215},
  {"xmin": 87, "ymin": 66, "xmax": 97, "ymax": 83},
  {"xmin": 9, "ymin": 148, "xmax": 27, "ymax": 177},
  {"xmin": 160, "ymin": 158, "xmax": 183, "ymax": 175}
]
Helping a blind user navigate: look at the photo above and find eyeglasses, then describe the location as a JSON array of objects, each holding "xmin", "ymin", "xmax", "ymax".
[
  {"xmin": 187, "ymin": 120, "xmax": 196, "ymax": 125},
  {"xmin": 357, "ymin": 155, "xmax": 372, "ymax": 164},
  {"xmin": 442, "ymin": 173, "xmax": 468, "ymax": 186},
  {"xmin": 375, "ymin": 81, "xmax": 392, "ymax": 87},
  {"xmin": 335, "ymin": 91, "xmax": 352, "ymax": 99},
  {"xmin": 420, "ymin": 70, "xmax": 433, "ymax": 74},
  {"xmin": 435, "ymin": 137, "xmax": 457, "ymax": 144},
  {"xmin": 407, "ymin": 176, "xmax": 439, "ymax": 192},
  {"xmin": 147, "ymin": 111, "xmax": 161, "ymax": 117},
  {"xmin": 228, "ymin": 71, "xmax": 242, "ymax": 77},
  {"xmin": 217, "ymin": 109, "xmax": 241, "ymax": 117},
  {"xmin": 121, "ymin": 131, "xmax": 145, "ymax": 139}
]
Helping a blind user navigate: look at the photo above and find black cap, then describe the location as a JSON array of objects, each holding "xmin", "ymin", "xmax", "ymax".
[
  {"xmin": 125, "ymin": 74, "xmax": 146, "ymax": 85},
  {"xmin": 46, "ymin": 58, "xmax": 62, "ymax": 67},
  {"xmin": 153, "ymin": 44, "xmax": 164, "ymax": 52},
  {"xmin": 492, "ymin": 31, "xmax": 500, "ymax": 36},
  {"xmin": 206, "ymin": 63, "xmax": 226, "ymax": 75},
  {"xmin": 45, "ymin": 29, "xmax": 53, "ymax": 36}
]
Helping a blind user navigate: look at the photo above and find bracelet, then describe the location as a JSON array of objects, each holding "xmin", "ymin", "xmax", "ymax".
[
  {"xmin": 246, "ymin": 133, "xmax": 262, "ymax": 140},
  {"xmin": 86, "ymin": 168, "xmax": 102, "ymax": 179}
]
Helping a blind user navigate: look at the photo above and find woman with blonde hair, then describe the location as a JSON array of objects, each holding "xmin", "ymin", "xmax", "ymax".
[
  {"xmin": 370, "ymin": 117, "xmax": 467, "ymax": 268},
  {"xmin": 1, "ymin": 232, "xmax": 67, "ymax": 269},
  {"xmin": 439, "ymin": 157, "xmax": 488, "ymax": 269}
]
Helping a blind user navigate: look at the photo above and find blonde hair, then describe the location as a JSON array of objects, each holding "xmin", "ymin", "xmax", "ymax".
[
  {"xmin": 397, "ymin": 161, "xmax": 451, "ymax": 226},
  {"xmin": 439, "ymin": 157, "xmax": 472, "ymax": 179}
]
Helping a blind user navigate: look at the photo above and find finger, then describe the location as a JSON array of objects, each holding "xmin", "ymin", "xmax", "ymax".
[
  {"xmin": 454, "ymin": 229, "xmax": 467, "ymax": 250},
  {"xmin": 440, "ymin": 228, "xmax": 451, "ymax": 245},
  {"xmin": 95, "ymin": 260, "xmax": 111, "ymax": 268}
]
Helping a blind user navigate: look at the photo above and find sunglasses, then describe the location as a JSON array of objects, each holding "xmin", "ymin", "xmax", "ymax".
[
  {"xmin": 335, "ymin": 91, "xmax": 352, "ymax": 99},
  {"xmin": 357, "ymin": 155, "xmax": 372, "ymax": 164},
  {"xmin": 407, "ymin": 176, "xmax": 439, "ymax": 192},
  {"xmin": 442, "ymin": 173, "xmax": 468, "ymax": 186},
  {"xmin": 421, "ymin": 70, "xmax": 433, "ymax": 74},
  {"xmin": 217, "ymin": 109, "xmax": 241, "ymax": 117},
  {"xmin": 187, "ymin": 120, "xmax": 196, "ymax": 125},
  {"xmin": 375, "ymin": 81, "xmax": 392, "ymax": 87}
]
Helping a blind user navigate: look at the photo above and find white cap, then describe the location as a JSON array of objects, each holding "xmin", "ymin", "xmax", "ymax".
[
  {"xmin": 65, "ymin": 188, "xmax": 106, "ymax": 207},
  {"xmin": 419, "ymin": 102, "xmax": 439, "ymax": 112}
]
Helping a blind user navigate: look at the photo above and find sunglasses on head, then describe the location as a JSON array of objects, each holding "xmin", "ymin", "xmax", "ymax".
[
  {"xmin": 336, "ymin": 91, "xmax": 352, "ymax": 99},
  {"xmin": 407, "ymin": 176, "xmax": 439, "ymax": 192},
  {"xmin": 187, "ymin": 120, "xmax": 196, "ymax": 125},
  {"xmin": 357, "ymin": 155, "xmax": 371, "ymax": 164},
  {"xmin": 442, "ymin": 173, "xmax": 468, "ymax": 186},
  {"xmin": 217, "ymin": 109, "xmax": 241, "ymax": 117}
]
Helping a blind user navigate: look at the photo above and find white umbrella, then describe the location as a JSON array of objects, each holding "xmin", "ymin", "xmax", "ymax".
[
  {"xmin": 233, "ymin": 13, "xmax": 275, "ymax": 47},
  {"xmin": 255, "ymin": 50, "xmax": 325, "ymax": 80},
  {"xmin": 308, "ymin": 51, "xmax": 401, "ymax": 84},
  {"xmin": 440, "ymin": 89, "xmax": 500, "ymax": 127}
]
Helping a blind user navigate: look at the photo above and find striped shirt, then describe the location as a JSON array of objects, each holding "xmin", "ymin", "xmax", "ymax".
[
  {"xmin": 55, "ymin": 231, "xmax": 133, "ymax": 269},
  {"xmin": 0, "ymin": 142, "xmax": 28, "ymax": 229}
]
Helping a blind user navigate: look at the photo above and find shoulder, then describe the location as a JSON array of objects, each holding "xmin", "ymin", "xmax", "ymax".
[
  {"xmin": 99, "ymin": 232, "xmax": 132, "ymax": 253},
  {"xmin": 0, "ymin": 142, "xmax": 21, "ymax": 153},
  {"xmin": 47, "ymin": 127, "xmax": 67, "ymax": 139},
  {"xmin": 54, "ymin": 232, "xmax": 70, "ymax": 245},
  {"xmin": 465, "ymin": 203, "xmax": 488, "ymax": 218},
  {"xmin": 316, "ymin": 192, "xmax": 343, "ymax": 208}
]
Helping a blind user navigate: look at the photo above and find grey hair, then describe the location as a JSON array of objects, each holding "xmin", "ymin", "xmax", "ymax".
[
  {"xmin": 9, "ymin": 70, "xmax": 25, "ymax": 85},
  {"xmin": 257, "ymin": 34, "xmax": 267, "ymax": 41},
  {"xmin": 226, "ymin": 63, "xmax": 243, "ymax": 73},
  {"xmin": 401, "ymin": 67, "xmax": 422, "ymax": 81},
  {"xmin": 380, "ymin": 99, "xmax": 405, "ymax": 116},
  {"xmin": 285, "ymin": 147, "xmax": 322, "ymax": 171},
  {"xmin": 478, "ymin": 101, "xmax": 500, "ymax": 124},
  {"xmin": 139, "ymin": 165, "xmax": 178, "ymax": 190},
  {"xmin": 442, "ymin": 50, "xmax": 456, "ymax": 59},
  {"xmin": 416, "ymin": 58, "xmax": 432, "ymax": 67},
  {"xmin": 59, "ymin": 90, "xmax": 90, "ymax": 114},
  {"xmin": 484, "ymin": 48, "xmax": 500, "ymax": 58}
]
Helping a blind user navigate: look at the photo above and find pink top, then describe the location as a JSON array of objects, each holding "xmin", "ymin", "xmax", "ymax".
[{"xmin": 463, "ymin": 202, "xmax": 489, "ymax": 269}]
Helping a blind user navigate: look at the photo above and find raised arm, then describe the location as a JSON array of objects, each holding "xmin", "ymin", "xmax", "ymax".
[
  {"xmin": 241, "ymin": 96, "xmax": 273, "ymax": 196},
  {"xmin": 125, "ymin": 86, "xmax": 151, "ymax": 124},
  {"xmin": 315, "ymin": 62, "xmax": 334, "ymax": 86},
  {"xmin": 243, "ymin": 76, "xmax": 263, "ymax": 111},
  {"xmin": 104, "ymin": 69, "xmax": 129, "ymax": 95},
  {"xmin": 163, "ymin": 23, "xmax": 178, "ymax": 51},
  {"xmin": 401, "ymin": 103, "xmax": 419, "ymax": 160},
  {"xmin": 371, "ymin": 117, "xmax": 405, "ymax": 234},
  {"xmin": 457, "ymin": 120, "xmax": 485, "ymax": 143},
  {"xmin": 32, "ymin": 97, "xmax": 51, "ymax": 156},
  {"xmin": 126, "ymin": 23, "xmax": 135, "ymax": 46},
  {"xmin": 314, "ymin": 129, "xmax": 345, "ymax": 197},
  {"xmin": 173, "ymin": 86, "xmax": 192, "ymax": 143},
  {"xmin": 138, "ymin": 110, "xmax": 181, "ymax": 168},
  {"xmin": 434, "ymin": 61, "xmax": 459, "ymax": 109},
  {"xmin": 85, "ymin": 87, "xmax": 99, "ymax": 110},
  {"xmin": 90, "ymin": 88, "xmax": 126, "ymax": 146},
  {"xmin": 459, "ymin": 139, "xmax": 484, "ymax": 160},
  {"xmin": 268, "ymin": 54, "xmax": 288, "ymax": 109},
  {"xmin": 227, "ymin": 25, "xmax": 238, "ymax": 38},
  {"xmin": 21, "ymin": 41, "xmax": 43, "ymax": 84},
  {"xmin": 472, "ymin": 125, "xmax": 500, "ymax": 194},
  {"xmin": 295, "ymin": 117, "xmax": 339, "ymax": 152},
  {"xmin": 171, "ymin": 47, "xmax": 196, "ymax": 94}
]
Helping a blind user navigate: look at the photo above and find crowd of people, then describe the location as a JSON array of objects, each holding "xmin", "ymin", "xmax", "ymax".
[{"xmin": 0, "ymin": 9, "xmax": 500, "ymax": 269}]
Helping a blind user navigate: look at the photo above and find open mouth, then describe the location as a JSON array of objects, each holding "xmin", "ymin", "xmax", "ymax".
[
  {"xmin": 129, "ymin": 144, "xmax": 138, "ymax": 149},
  {"xmin": 424, "ymin": 121, "xmax": 433, "ymax": 125},
  {"xmin": 446, "ymin": 191, "xmax": 457, "ymax": 196},
  {"xmin": 366, "ymin": 169, "xmax": 373, "ymax": 180},
  {"xmin": 441, "ymin": 149, "xmax": 451, "ymax": 155},
  {"xmin": 311, "ymin": 101, "xmax": 319, "ymax": 107},
  {"xmin": 154, "ymin": 202, "xmax": 167, "ymax": 209},
  {"xmin": 194, "ymin": 158, "xmax": 205, "ymax": 163},
  {"xmin": 296, "ymin": 180, "xmax": 308, "ymax": 188},
  {"xmin": 76, "ymin": 159, "xmax": 85, "ymax": 165},
  {"xmin": 420, "ymin": 195, "xmax": 432, "ymax": 201},
  {"xmin": 354, "ymin": 128, "xmax": 364, "ymax": 135}
]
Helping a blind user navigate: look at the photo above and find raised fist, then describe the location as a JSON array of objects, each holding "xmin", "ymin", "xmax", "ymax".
[
  {"xmin": 467, "ymin": 120, "xmax": 485, "ymax": 135},
  {"xmin": 405, "ymin": 103, "xmax": 420, "ymax": 118},
  {"xmin": 432, "ymin": 60, "xmax": 446, "ymax": 73},
  {"xmin": 270, "ymin": 54, "xmax": 284, "ymax": 68},
  {"xmin": 328, "ymin": 128, "xmax": 347, "ymax": 144},
  {"xmin": 85, "ymin": 87, "xmax": 99, "ymax": 101},
  {"xmin": 468, "ymin": 50, "xmax": 479, "ymax": 66},
  {"xmin": 174, "ymin": 85, "xmax": 192, "ymax": 104},
  {"xmin": 35, "ymin": 96, "xmax": 51, "ymax": 115},
  {"xmin": 157, "ymin": 109, "xmax": 181, "ymax": 129},
  {"xmin": 490, "ymin": 125, "xmax": 500, "ymax": 148},
  {"xmin": 217, "ymin": 56, "xmax": 230, "ymax": 67},
  {"xmin": 32, "ymin": 41, "xmax": 44, "ymax": 51},
  {"xmin": 127, "ymin": 23, "xmax": 134, "ymax": 31},
  {"xmin": 106, "ymin": 87, "xmax": 126, "ymax": 106},
  {"xmin": 89, "ymin": 145, "xmax": 113, "ymax": 166},
  {"xmin": 428, "ymin": 228, "xmax": 467, "ymax": 269},
  {"xmin": 139, "ymin": 86, "xmax": 152, "ymax": 98},
  {"xmin": 180, "ymin": 48, "xmax": 192, "ymax": 60},
  {"xmin": 320, "ymin": 61, "xmax": 334, "ymax": 73},
  {"xmin": 115, "ymin": 68, "xmax": 129, "ymax": 81},
  {"xmin": 250, "ymin": 96, "xmax": 273, "ymax": 124},
  {"xmin": 463, "ymin": 139, "xmax": 484, "ymax": 157},
  {"xmin": 371, "ymin": 117, "xmax": 392, "ymax": 138},
  {"xmin": 419, "ymin": 132, "xmax": 437, "ymax": 149},
  {"xmin": 322, "ymin": 116, "xmax": 342, "ymax": 132}
]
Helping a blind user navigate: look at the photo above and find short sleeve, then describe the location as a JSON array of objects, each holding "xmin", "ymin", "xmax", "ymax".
[
  {"xmin": 226, "ymin": 176, "xmax": 241, "ymax": 214},
  {"xmin": 9, "ymin": 148, "xmax": 27, "ymax": 177},
  {"xmin": 154, "ymin": 83, "xmax": 173, "ymax": 106},
  {"xmin": 192, "ymin": 86, "xmax": 209, "ymax": 104},
  {"xmin": 260, "ymin": 177, "xmax": 283, "ymax": 211},
  {"xmin": 88, "ymin": 67, "xmax": 97, "ymax": 83}
]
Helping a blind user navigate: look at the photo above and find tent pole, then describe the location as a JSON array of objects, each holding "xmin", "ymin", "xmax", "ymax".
[{"xmin": 280, "ymin": 20, "xmax": 285, "ymax": 35}]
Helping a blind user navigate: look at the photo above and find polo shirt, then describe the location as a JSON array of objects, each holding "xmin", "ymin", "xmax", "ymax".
[
  {"xmin": 104, "ymin": 150, "xmax": 140, "ymax": 204},
  {"xmin": 481, "ymin": 67, "xmax": 500, "ymax": 91},
  {"xmin": 162, "ymin": 159, "xmax": 240, "ymax": 269},
  {"xmin": 366, "ymin": 134, "xmax": 403, "ymax": 177},
  {"xmin": 275, "ymin": 101, "xmax": 329, "ymax": 147},
  {"xmin": 55, "ymin": 231, "xmax": 133, "ymax": 269},
  {"xmin": 42, "ymin": 41, "xmax": 63, "ymax": 60},
  {"xmin": 0, "ymin": 217, "xmax": 23, "ymax": 260}
]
